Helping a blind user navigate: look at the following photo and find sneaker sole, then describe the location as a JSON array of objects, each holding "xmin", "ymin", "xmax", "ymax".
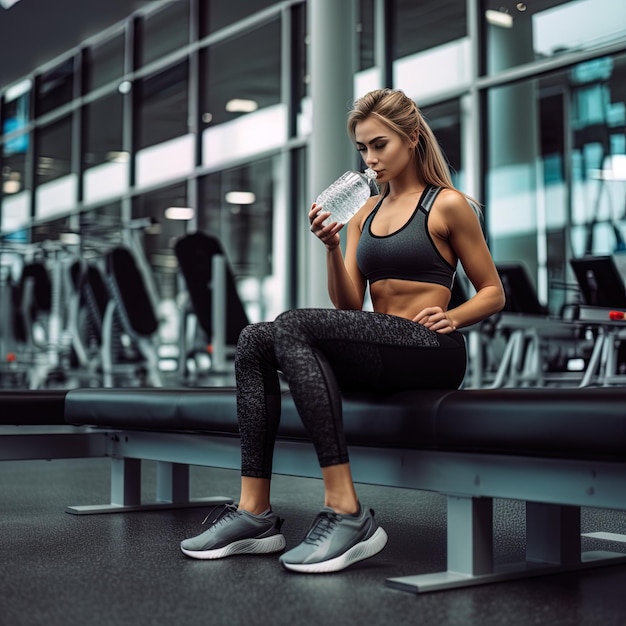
[
  {"xmin": 181, "ymin": 534, "xmax": 286, "ymax": 560},
  {"xmin": 280, "ymin": 526, "xmax": 388, "ymax": 573}
]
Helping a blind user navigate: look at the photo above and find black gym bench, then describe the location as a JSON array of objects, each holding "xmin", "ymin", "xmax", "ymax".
[{"xmin": 2, "ymin": 386, "xmax": 626, "ymax": 593}]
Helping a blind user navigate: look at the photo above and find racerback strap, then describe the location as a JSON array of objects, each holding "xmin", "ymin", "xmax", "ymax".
[
  {"xmin": 420, "ymin": 184, "xmax": 487, "ymax": 241},
  {"xmin": 419, "ymin": 185, "xmax": 442, "ymax": 213}
]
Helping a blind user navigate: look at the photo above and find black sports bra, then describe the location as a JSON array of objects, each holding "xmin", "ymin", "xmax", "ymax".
[{"xmin": 356, "ymin": 185, "xmax": 456, "ymax": 289}]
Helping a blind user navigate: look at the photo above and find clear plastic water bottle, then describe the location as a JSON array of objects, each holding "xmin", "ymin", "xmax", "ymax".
[{"xmin": 315, "ymin": 168, "xmax": 378, "ymax": 226}]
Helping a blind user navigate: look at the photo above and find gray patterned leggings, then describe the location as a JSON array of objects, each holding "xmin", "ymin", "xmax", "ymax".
[{"xmin": 235, "ymin": 308, "xmax": 467, "ymax": 478}]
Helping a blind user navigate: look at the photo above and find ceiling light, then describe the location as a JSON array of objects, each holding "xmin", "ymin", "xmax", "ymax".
[
  {"xmin": 3, "ymin": 179, "xmax": 20, "ymax": 194},
  {"xmin": 118, "ymin": 80, "xmax": 132, "ymax": 94},
  {"xmin": 225, "ymin": 191, "xmax": 256, "ymax": 205},
  {"xmin": 225, "ymin": 99, "xmax": 258, "ymax": 113},
  {"xmin": 0, "ymin": 0, "xmax": 22, "ymax": 8},
  {"xmin": 59, "ymin": 232, "xmax": 81, "ymax": 245},
  {"xmin": 5, "ymin": 78, "xmax": 31, "ymax": 101},
  {"xmin": 164, "ymin": 207, "xmax": 195, "ymax": 220},
  {"xmin": 485, "ymin": 9, "xmax": 514, "ymax": 28},
  {"xmin": 37, "ymin": 156, "xmax": 54, "ymax": 170},
  {"xmin": 106, "ymin": 151, "xmax": 130, "ymax": 163}
]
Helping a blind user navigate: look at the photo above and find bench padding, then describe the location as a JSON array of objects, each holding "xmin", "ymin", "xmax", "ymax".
[
  {"xmin": 0, "ymin": 390, "xmax": 68, "ymax": 425},
  {"xmin": 64, "ymin": 386, "xmax": 626, "ymax": 462}
]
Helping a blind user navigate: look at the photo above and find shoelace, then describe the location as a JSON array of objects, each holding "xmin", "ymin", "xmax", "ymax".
[
  {"xmin": 304, "ymin": 511, "xmax": 339, "ymax": 545},
  {"xmin": 201, "ymin": 503, "xmax": 239, "ymax": 527}
]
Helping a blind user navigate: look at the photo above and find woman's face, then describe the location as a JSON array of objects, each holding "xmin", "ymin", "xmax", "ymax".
[{"xmin": 354, "ymin": 117, "xmax": 414, "ymax": 185}]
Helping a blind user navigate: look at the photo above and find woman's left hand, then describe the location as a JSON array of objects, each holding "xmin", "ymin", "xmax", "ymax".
[
  {"xmin": 412, "ymin": 306, "xmax": 457, "ymax": 334},
  {"xmin": 309, "ymin": 203, "xmax": 343, "ymax": 251}
]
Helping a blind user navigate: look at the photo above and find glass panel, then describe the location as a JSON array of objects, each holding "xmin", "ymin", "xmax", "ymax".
[
  {"xmin": 80, "ymin": 201, "xmax": 122, "ymax": 238},
  {"xmin": 291, "ymin": 3, "xmax": 308, "ymax": 138},
  {"xmin": 391, "ymin": 0, "xmax": 469, "ymax": 99},
  {"xmin": 36, "ymin": 116, "xmax": 72, "ymax": 186},
  {"xmin": 132, "ymin": 182, "xmax": 189, "ymax": 302},
  {"xmin": 2, "ymin": 132, "xmax": 30, "ymax": 235},
  {"xmin": 201, "ymin": 20, "xmax": 281, "ymax": 128},
  {"xmin": 2, "ymin": 79, "xmax": 30, "ymax": 136},
  {"xmin": 199, "ymin": 156, "xmax": 276, "ymax": 321},
  {"xmin": 83, "ymin": 93, "xmax": 127, "ymax": 204},
  {"xmin": 292, "ymin": 146, "xmax": 309, "ymax": 311},
  {"xmin": 78, "ymin": 201, "xmax": 124, "ymax": 263},
  {"xmin": 137, "ymin": 0, "xmax": 190, "ymax": 67},
  {"xmin": 84, "ymin": 32, "xmax": 125, "ymax": 93},
  {"xmin": 570, "ymin": 55, "xmax": 626, "ymax": 258},
  {"xmin": 36, "ymin": 58, "xmax": 75, "ymax": 117},
  {"xmin": 482, "ymin": 0, "xmax": 626, "ymax": 76},
  {"xmin": 136, "ymin": 61, "xmax": 189, "ymax": 151},
  {"xmin": 358, "ymin": 0, "xmax": 375, "ymax": 72},
  {"xmin": 200, "ymin": 0, "xmax": 276, "ymax": 36},
  {"xmin": 2, "ymin": 83, "xmax": 32, "ymax": 233},
  {"xmin": 2, "ymin": 132, "xmax": 29, "ymax": 195},
  {"xmin": 31, "ymin": 214, "xmax": 73, "ymax": 244},
  {"xmin": 200, "ymin": 20, "xmax": 283, "ymax": 165},
  {"xmin": 2, "ymin": 81, "xmax": 30, "ymax": 202},
  {"xmin": 488, "ymin": 74, "xmax": 553, "ymax": 308},
  {"xmin": 83, "ymin": 93, "xmax": 124, "ymax": 170},
  {"xmin": 422, "ymin": 100, "xmax": 463, "ymax": 187},
  {"xmin": 486, "ymin": 52, "xmax": 626, "ymax": 314},
  {"xmin": 35, "ymin": 116, "xmax": 76, "ymax": 221}
]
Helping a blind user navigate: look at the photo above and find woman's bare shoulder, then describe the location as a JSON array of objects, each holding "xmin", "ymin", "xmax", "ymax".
[
  {"xmin": 435, "ymin": 187, "xmax": 469, "ymax": 208},
  {"xmin": 352, "ymin": 194, "xmax": 382, "ymax": 233}
]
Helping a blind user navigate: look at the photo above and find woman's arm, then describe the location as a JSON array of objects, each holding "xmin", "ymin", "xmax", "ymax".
[
  {"xmin": 414, "ymin": 190, "xmax": 505, "ymax": 333},
  {"xmin": 309, "ymin": 201, "xmax": 372, "ymax": 310}
]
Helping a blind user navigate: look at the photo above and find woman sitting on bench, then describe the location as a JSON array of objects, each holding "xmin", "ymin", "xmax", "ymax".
[{"xmin": 181, "ymin": 88, "xmax": 505, "ymax": 573}]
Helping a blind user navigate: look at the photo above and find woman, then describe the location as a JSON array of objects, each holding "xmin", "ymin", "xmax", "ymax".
[{"xmin": 180, "ymin": 88, "xmax": 505, "ymax": 573}]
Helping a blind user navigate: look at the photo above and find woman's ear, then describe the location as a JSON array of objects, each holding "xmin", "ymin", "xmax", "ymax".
[{"xmin": 409, "ymin": 131, "xmax": 419, "ymax": 149}]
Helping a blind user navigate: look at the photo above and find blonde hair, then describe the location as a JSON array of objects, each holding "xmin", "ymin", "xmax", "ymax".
[{"xmin": 347, "ymin": 89, "xmax": 480, "ymax": 211}]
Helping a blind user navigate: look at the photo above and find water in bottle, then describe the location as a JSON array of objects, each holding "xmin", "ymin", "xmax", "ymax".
[{"xmin": 315, "ymin": 168, "xmax": 378, "ymax": 226}]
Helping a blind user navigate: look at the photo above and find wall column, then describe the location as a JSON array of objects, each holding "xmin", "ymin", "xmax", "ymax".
[{"xmin": 305, "ymin": 0, "xmax": 357, "ymax": 307}]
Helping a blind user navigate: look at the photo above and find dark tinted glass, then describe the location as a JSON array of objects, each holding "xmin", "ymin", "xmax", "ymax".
[
  {"xmin": 84, "ymin": 32, "xmax": 125, "ymax": 93},
  {"xmin": 138, "ymin": 0, "xmax": 190, "ymax": 67},
  {"xmin": 200, "ymin": 0, "xmax": 276, "ymax": 36},
  {"xmin": 136, "ymin": 61, "xmax": 189, "ymax": 151},
  {"xmin": 36, "ymin": 116, "xmax": 72, "ymax": 186},
  {"xmin": 83, "ymin": 93, "xmax": 124, "ymax": 170},
  {"xmin": 200, "ymin": 158, "xmax": 274, "ymax": 278},
  {"xmin": 391, "ymin": 0, "xmax": 466, "ymax": 61},
  {"xmin": 200, "ymin": 20, "xmax": 281, "ymax": 128},
  {"xmin": 36, "ymin": 59, "xmax": 75, "ymax": 117}
]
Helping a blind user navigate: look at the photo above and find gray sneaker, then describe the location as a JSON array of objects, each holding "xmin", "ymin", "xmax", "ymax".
[
  {"xmin": 279, "ymin": 505, "xmax": 388, "ymax": 573},
  {"xmin": 180, "ymin": 503, "xmax": 286, "ymax": 560}
]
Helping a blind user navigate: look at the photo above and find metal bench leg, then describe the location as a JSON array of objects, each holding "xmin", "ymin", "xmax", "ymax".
[
  {"xmin": 66, "ymin": 458, "xmax": 233, "ymax": 515},
  {"xmin": 157, "ymin": 461, "xmax": 189, "ymax": 504},
  {"xmin": 387, "ymin": 497, "xmax": 626, "ymax": 594},
  {"xmin": 387, "ymin": 495, "xmax": 494, "ymax": 592},
  {"xmin": 526, "ymin": 502, "xmax": 580, "ymax": 566}
]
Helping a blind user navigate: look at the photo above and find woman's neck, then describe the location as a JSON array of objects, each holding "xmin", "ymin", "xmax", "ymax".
[{"xmin": 386, "ymin": 177, "xmax": 425, "ymax": 201}]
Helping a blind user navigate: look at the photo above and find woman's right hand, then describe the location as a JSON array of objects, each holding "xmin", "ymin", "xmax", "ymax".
[{"xmin": 309, "ymin": 203, "xmax": 343, "ymax": 251}]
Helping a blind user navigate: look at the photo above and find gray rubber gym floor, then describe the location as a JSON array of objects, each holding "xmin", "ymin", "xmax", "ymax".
[{"xmin": 2, "ymin": 458, "xmax": 626, "ymax": 626}]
